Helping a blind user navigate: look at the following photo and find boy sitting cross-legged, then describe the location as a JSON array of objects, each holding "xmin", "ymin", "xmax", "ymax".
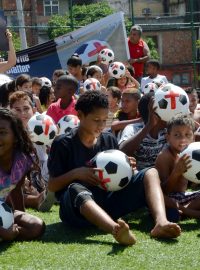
[{"xmin": 48, "ymin": 90, "xmax": 181, "ymax": 245}]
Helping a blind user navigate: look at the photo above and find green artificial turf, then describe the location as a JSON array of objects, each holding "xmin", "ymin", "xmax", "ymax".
[{"xmin": 1, "ymin": 205, "xmax": 200, "ymax": 270}]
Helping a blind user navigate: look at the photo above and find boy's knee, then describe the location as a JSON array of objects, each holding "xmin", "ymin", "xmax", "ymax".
[
  {"xmin": 29, "ymin": 218, "xmax": 46, "ymax": 239},
  {"xmin": 144, "ymin": 167, "xmax": 160, "ymax": 183}
]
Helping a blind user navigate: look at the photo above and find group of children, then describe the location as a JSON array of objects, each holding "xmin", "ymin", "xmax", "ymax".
[{"xmin": 0, "ymin": 32, "xmax": 200, "ymax": 245}]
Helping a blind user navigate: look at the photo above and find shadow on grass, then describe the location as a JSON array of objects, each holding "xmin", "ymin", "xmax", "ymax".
[
  {"xmin": 0, "ymin": 241, "xmax": 12, "ymax": 253},
  {"xmin": 41, "ymin": 221, "xmax": 114, "ymax": 245}
]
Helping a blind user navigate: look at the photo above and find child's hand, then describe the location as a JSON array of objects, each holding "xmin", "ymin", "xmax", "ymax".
[
  {"xmin": 127, "ymin": 156, "xmax": 137, "ymax": 171},
  {"xmin": 3, "ymin": 224, "xmax": 19, "ymax": 241},
  {"xmin": 174, "ymin": 154, "xmax": 192, "ymax": 175},
  {"xmin": 5, "ymin": 29, "xmax": 12, "ymax": 41},
  {"xmin": 74, "ymin": 167, "xmax": 102, "ymax": 186}
]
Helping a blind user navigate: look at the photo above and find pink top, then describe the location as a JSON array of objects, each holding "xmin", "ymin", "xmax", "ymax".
[
  {"xmin": 0, "ymin": 152, "xmax": 32, "ymax": 200},
  {"xmin": 47, "ymin": 97, "xmax": 77, "ymax": 124}
]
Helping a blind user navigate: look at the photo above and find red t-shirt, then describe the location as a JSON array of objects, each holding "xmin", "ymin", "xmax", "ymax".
[
  {"xmin": 47, "ymin": 97, "xmax": 77, "ymax": 124},
  {"xmin": 128, "ymin": 38, "xmax": 146, "ymax": 78}
]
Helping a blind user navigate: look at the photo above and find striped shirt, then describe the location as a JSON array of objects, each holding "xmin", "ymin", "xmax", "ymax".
[{"xmin": 119, "ymin": 122, "xmax": 167, "ymax": 170}]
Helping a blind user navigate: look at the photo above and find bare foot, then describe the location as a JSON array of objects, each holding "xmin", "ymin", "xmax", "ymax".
[
  {"xmin": 151, "ymin": 222, "xmax": 181, "ymax": 239},
  {"xmin": 112, "ymin": 219, "xmax": 136, "ymax": 245}
]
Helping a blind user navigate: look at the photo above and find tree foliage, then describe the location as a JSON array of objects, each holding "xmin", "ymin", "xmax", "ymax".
[
  {"xmin": 47, "ymin": 1, "xmax": 113, "ymax": 39},
  {"xmin": 47, "ymin": 2, "xmax": 159, "ymax": 59}
]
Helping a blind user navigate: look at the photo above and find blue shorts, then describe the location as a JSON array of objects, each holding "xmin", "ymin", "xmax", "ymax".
[{"xmin": 59, "ymin": 168, "xmax": 149, "ymax": 227}]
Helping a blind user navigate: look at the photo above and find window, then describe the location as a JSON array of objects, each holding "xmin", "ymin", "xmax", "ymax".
[
  {"xmin": 44, "ymin": 0, "xmax": 59, "ymax": 16},
  {"xmin": 172, "ymin": 73, "xmax": 190, "ymax": 86}
]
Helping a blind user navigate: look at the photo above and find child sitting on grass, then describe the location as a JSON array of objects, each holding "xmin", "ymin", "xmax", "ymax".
[
  {"xmin": 0, "ymin": 108, "xmax": 45, "ymax": 241},
  {"xmin": 156, "ymin": 114, "xmax": 200, "ymax": 219},
  {"xmin": 48, "ymin": 90, "xmax": 181, "ymax": 246},
  {"xmin": 9, "ymin": 91, "xmax": 54, "ymax": 212}
]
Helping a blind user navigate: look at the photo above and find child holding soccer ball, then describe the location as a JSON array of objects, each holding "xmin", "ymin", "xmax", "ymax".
[
  {"xmin": 155, "ymin": 114, "xmax": 200, "ymax": 219},
  {"xmin": 0, "ymin": 108, "xmax": 45, "ymax": 241},
  {"xmin": 48, "ymin": 90, "xmax": 181, "ymax": 246}
]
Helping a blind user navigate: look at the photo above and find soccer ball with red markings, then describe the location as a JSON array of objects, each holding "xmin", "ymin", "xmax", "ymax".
[
  {"xmin": 0, "ymin": 201, "xmax": 14, "ymax": 229},
  {"xmin": 143, "ymin": 82, "xmax": 158, "ymax": 95},
  {"xmin": 28, "ymin": 113, "xmax": 58, "ymax": 145},
  {"xmin": 180, "ymin": 142, "xmax": 200, "ymax": 184},
  {"xmin": 89, "ymin": 150, "xmax": 132, "ymax": 191},
  {"xmin": 109, "ymin": 62, "xmax": 126, "ymax": 79},
  {"xmin": 154, "ymin": 83, "xmax": 189, "ymax": 122},
  {"xmin": 83, "ymin": 78, "xmax": 101, "ymax": 91},
  {"xmin": 57, "ymin": 115, "xmax": 80, "ymax": 135},
  {"xmin": 98, "ymin": 48, "xmax": 114, "ymax": 65}
]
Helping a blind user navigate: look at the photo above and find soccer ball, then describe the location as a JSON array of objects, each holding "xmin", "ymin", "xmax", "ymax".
[
  {"xmin": 74, "ymin": 40, "xmax": 110, "ymax": 65},
  {"xmin": 83, "ymin": 78, "xmax": 101, "ymax": 91},
  {"xmin": 28, "ymin": 113, "xmax": 58, "ymax": 145},
  {"xmin": 98, "ymin": 48, "xmax": 114, "ymax": 65},
  {"xmin": 152, "ymin": 78, "xmax": 166, "ymax": 88},
  {"xmin": 109, "ymin": 62, "xmax": 126, "ymax": 79},
  {"xmin": 40, "ymin": 77, "xmax": 52, "ymax": 88},
  {"xmin": 89, "ymin": 149, "xmax": 132, "ymax": 192},
  {"xmin": 0, "ymin": 74, "xmax": 12, "ymax": 86},
  {"xmin": 57, "ymin": 115, "xmax": 80, "ymax": 135},
  {"xmin": 154, "ymin": 83, "xmax": 189, "ymax": 122},
  {"xmin": 0, "ymin": 201, "xmax": 14, "ymax": 229},
  {"xmin": 143, "ymin": 82, "xmax": 158, "ymax": 95},
  {"xmin": 179, "ymin": 142, "xmax": 200, "ymax": 184}
]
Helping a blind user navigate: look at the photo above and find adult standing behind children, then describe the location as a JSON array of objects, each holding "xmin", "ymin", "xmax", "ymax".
[
  {"xmin": 46, "ymin": 75, "xmax": 78, "ymax": 124},
  {"xmin": 128, "ymin": 25, "xmax": 150, "ymax": 83},
  {"xmin": 0, "ymin": 30, "xmax": 16, "ymax": 73},
  {"xmin": 48, "ymin": 90, "xmax": 181, "ymax": 246}
]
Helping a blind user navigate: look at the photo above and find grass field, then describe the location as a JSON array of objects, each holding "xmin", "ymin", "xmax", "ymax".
[{"xmin": 1, "ymin": 205, "xmax": 200, "ymax": 270}]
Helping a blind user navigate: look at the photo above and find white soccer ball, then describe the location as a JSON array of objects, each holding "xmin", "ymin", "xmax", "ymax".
[
  {"xmin": 152, "ymin": 78, "xmax": 166, "ymax": 88},
  {"xmin": 109, "ymin": 62, "xmax": 126, "ymax": 79},
  {"xmin": 143, "ymin": 82, "xmax": 158, "ymax": 95},
  {"xmin": 40, "ymin": 77, "xmax": 52, "ymax": 88},
  {"xmin": 154, "ymin": 83, "xmax": 189, "ymax": 122},
  {"xmin": 180, "ymin": 142, "xmax": 200, "ymax": 184},
  {"xmin": 57, "ymin": 114, "xmax": 80, "ymax": 135},
  {"xmin": 83, "ymin": 78, "xmax": 101, "ymax": 91},
  {"xmin": 0, "ymin": 201, "xmax": 14, "ymax": 229},
  {"xmin": 0, "ymin": 74, "xmax": 12, "ymax": 86},
  {"xmin": 98, "ymin": 48, "xmax": 114, "ymax": 65},
  {"xmin": 28, "ymin": 114, "xmax": 58, "ymax": 146},
  {"xmin": 89, "ymin": 149, "xmax": 132, "ymax": 192}
]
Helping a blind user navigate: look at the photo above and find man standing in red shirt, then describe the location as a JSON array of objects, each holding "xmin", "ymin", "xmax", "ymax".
[{"xmin": 128, "ymin": 25, "xmax": 150, "ymax": 83}]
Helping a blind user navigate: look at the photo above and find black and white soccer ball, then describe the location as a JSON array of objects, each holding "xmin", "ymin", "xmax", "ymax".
[
  {"xmin": 0, "ymin": 201, "xmax": 14, "ymax": 229},
  {"xmin": 40, "ymin": 77, "xmax": 52, "ymax": 88},
  {"xmin": 109, "ymin": 61, "xmax": 126, "ymax": 79},
  {"xmin": 143, "ymin": 82, "xmax": 158, "ymax": 95},
  {"xmin": 83, "ymin": 78, "xmax": 101, "ymax": 91},
  {"xmin": 28, "ymin": 113, "xmax": 58, "ymax": 145},
  {"xmin": 57, "ymin": 114, "xmax": 80, "ymax": 135},
  {"xmin": 154, "ymin": 83, "xmax": 189, "ymax": 122},
  {"xmin": 180, "ymin": 142, "xmax": 200, "ymax": 184},
  {"xmin": 89, "ymin": 149, "xmax": 132, "ymax": 191},
  {"xmin": 152, "ymin": 78, "xmax": 166, "ymax": 88},
  {"xmin": 98, "ymin": 48, "xmax": 114, "ymax": 65}
]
